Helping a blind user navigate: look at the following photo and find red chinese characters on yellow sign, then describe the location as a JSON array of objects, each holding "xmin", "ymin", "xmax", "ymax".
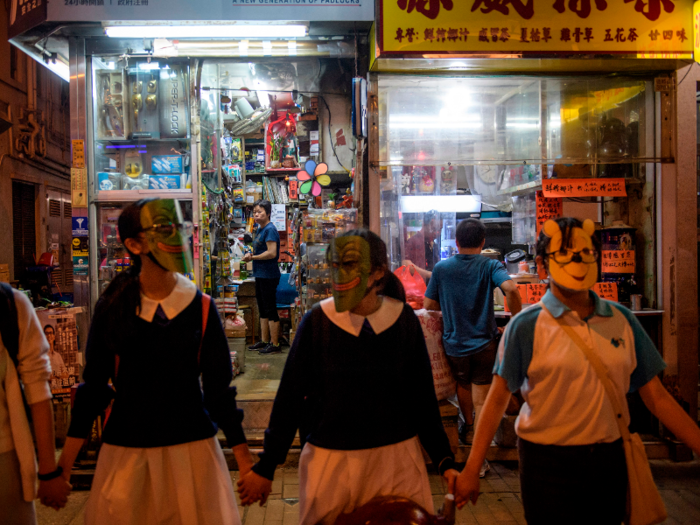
[
  {"xmin": 542, "ymin": 178, "xmax": 627, "ymax": 198},
  {"xmin": 601, "ymin": 250, "xmax": 635, "ymax": 273},
  {"xmin": 381, "ymin": 0, "xmax": 692, "ymax": 54},
  {"xmin": 593, "ymin": 282, "xmax": 619, "ymax": 301},
  {"xmin": 536, "ymin": 191, "xmax": 563, "ymax": 236}
]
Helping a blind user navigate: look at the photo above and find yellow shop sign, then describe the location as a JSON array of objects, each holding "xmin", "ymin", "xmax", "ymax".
[
  {"xmin": 379, "ymin": 0, "xmax": 693, "ymax": 55},
  {"xmin": 694, "ymin": 1, "xmax": 700, "ymax": 61}
]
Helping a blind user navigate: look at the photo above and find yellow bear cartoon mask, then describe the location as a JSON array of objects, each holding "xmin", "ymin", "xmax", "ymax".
[{"xmin": 543, "ymin": 219, "xmax": 598, "ymax": 291}]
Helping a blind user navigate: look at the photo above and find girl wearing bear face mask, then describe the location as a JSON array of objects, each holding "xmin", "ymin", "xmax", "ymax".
[
  {"xmin": 57, "ymin": 199, "xmax": 253, "ymax": 525},
  {"xmin": 455, "ymin": 217, "xmax": 700, "ymax": 524}
]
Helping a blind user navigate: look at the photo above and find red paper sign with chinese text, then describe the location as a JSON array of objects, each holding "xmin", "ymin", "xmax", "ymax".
[
  {"xmin": 527, "ymin": 283, "xmax": 548, "ymax": 304},
  {"xmin": 601, "ymin": 250, "xmax": 636, "ymax": 273},
  {"xmin": 593, "ymin": 282, "xmax": 619, "ymax": 302},
  {"xmin": 542, "ymin": 179, "xmax": 627, "ymax": 198},
  {"xmin": 536, "ymin": 191, "xmax": 563, "ymax": 236}
]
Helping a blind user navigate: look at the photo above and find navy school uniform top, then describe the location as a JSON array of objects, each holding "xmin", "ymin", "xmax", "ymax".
[
  {"xmin": 67, "ymin": 274, "xmax": 246, "ymax": 448},
  {"xmin": 252, "ymin": 296, "xmax": 456, "ymax": 480}
]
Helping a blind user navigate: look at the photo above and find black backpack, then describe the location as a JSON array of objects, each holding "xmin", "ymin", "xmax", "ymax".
[{"xmin": 0, "ymin": 282, "xmax": 33, "ymax": 420}]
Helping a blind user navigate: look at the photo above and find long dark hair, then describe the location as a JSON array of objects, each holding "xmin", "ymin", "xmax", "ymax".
[
  {"xmin": 337, "ymin": 229, "xmax": 406, "ymax": 303},
  {"xmin": 94, "ymin": 199, "xmax": 154, "ymax": 341}
]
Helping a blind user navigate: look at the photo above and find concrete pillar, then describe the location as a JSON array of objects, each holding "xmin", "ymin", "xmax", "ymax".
[{"xmin": 661, "ymin": 65, "xmax": 699, "ymax": 420}]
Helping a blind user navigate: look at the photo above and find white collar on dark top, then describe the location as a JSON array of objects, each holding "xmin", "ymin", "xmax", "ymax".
[
  {"xmin": 320, "ymin": 296, "xmax": 404, "ymax": 337},
  {"xmin": 138, "ymin": 273, "xmax": 197, "ymax": 322}
]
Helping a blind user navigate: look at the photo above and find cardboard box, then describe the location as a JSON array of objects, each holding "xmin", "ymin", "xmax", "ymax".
[
  {"xmin": 226, "ymin": 328, "xmax": 247, "ymax": 338},
  {"xmin": 152, "ymin": 155, "xmax": 184, "ymax": 174},
  {"xmin": 148, "ymin": 175, "xmax": 182, "ymax": 190}
]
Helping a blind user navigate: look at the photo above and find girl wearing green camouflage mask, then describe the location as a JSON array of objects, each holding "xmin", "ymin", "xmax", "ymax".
[
  {"xmin": 58, "ymin": 199, "xmax": 253, "ymax": 525},
  {"xmin": 238, "ymin": 229, "xmax": 459, "ymax": 524}
]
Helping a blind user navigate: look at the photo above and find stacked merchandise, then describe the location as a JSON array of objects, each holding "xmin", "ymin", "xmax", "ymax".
[
  {"xmin": 261, "ymin": 176, "xmax": 291, "ymax": 204},
  {"xmin": 299, "ymin": 208, "xmax": 358, "ymax": 312},
  {"xmin": 201, "ymin": 188, "xmax": 213, "ymax": 295}
]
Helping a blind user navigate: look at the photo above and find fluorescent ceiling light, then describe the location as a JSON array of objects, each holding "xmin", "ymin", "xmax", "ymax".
[
  {"xmin": 105, "ymin": 24, "xmax": 308, "ymax": 39},
  {"xmin": 400, "ymin": 195, "xmax": 482, "ymax": 214}
]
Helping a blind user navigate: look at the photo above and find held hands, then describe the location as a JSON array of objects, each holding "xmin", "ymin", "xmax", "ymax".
[
  {"xmin": 454, "ymin": 466, "xmax": 480, "ymax": 509},
  {"xmin": 38, "ymin": 476, "xmax": 72, "ymax": 511},
  {"xmin": 443, "ymin": 468, "xmax": 460, "ymax": 495},
  {"xmin": 243, "ymin": 253, "xmax": 253, "ymax": 263},
  {"xmin": 237, "ymin": 471, "xmax": 272, "ymax": 507}
]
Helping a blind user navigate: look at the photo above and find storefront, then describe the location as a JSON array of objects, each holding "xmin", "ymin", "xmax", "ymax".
[
  {"xmin": 9, "ymin": 2, "xmax": 371, "ymax": 446},
  {"xmin": 369, "ymin": 0, "xmax": 699, "ymax": 454}
]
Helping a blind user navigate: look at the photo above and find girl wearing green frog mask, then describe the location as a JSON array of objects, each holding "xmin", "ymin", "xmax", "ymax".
[
  {"xmin": 58, "ymin": 199, "xmax": 253, "ymax": 525},
  {"xmin": 237, "ymin": 229, "xmax": 459, "ymax": 525}
]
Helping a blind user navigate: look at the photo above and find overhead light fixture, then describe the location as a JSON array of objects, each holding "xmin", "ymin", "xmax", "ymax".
[
  {"xmin": 104, "ymin": 24, "xmax": 308, "ymax": 39},
  {"xmin": 400, "ymin": 195, "xmax": 482, "ymax": 214}
]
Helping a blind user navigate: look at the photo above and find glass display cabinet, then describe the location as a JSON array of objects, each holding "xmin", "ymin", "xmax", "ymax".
[
  {"xmin": 377, "ymin": 75, "xmax": 655, "ymax": 267},
  {"xmin": 89, "ymin": 56, "xmax": 197, "ymax": 308}
]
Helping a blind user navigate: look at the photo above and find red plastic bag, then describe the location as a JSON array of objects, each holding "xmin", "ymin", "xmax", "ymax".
[{"xmin": 394, "ymin": 265, "xmax": 427, "ymax": 310}]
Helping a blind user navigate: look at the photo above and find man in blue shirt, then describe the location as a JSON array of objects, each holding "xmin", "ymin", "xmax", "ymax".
[
  {"xmin": 244, "ymin": 200, "xmax": 281, "ymax": 354},
  {"xmin": 424, "ymin": 219, "xmax": 521, "ymax": 475}
]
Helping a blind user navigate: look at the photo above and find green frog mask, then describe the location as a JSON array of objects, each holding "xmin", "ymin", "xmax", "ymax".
[
  {"xmin": 140, "ymin": 199, "xmax": 193, "ymax": 274},
  {"xmin": 330, "ymin": 236, "xmax": 371, "ymax": 312}
]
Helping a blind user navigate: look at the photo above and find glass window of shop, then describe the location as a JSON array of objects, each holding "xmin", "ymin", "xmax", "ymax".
[
  {"xmin": 378, "ymin": 75, "xmax": 655, "ymax": 273},
  {"xmin": 92, "ymin": 57, "xmax": 192, "ymax": 194}
]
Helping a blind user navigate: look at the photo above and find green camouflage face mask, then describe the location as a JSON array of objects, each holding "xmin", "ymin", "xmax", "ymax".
[
  {"xmin": 139, "ymin": 199, "xmax": 193, "ymax": 274},
  {"xmin": 330, "ymin": 236, "xmax": 371, "ymax": 312}
]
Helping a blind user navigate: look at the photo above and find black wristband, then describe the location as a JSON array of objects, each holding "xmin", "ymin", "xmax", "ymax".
[{"xmin": 38, "ymin": 466, "xmax": 63, "ymax": 481}]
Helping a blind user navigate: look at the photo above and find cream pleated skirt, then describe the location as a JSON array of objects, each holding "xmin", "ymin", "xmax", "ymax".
[
  {"xmin": 85, "ymin": 437, "xmax": 240, "ymax": 525},
  {"xmin": 298, "ymin": 436, "xmax": 433, "ymax": 525}
]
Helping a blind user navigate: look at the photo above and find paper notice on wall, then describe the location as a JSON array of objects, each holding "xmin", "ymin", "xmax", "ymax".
[
  {"xmin": 271, "ymin": 204, "xmax": 286, "ymax": 232},
  {"xmin": 601, "ymin": 250, "xmax": 635, "ymax": 273},
  {"xmin": 71, "ymin": 168, "xmax": 88, "ymax": 207},
  {"xmin": 72, "ymin": 140, "xmax": 85, "ymax": 169},
  {"xmin": 310, "ymin": 130, "xmax": 319, "ymax": 154},
  {"xmin": 536, "ymin": 191, "xmax": 563, "ymax": 235},
  {"xmin": 37, "ymin": 309, "xmax": 83, "ymax": 400},
  {"xmin": 527, "ymin": 284, "xmax": 548, "ymax": 304},
  {"xmin": 542, "ymin": 178, "xmax": 626, "ymax": 198},
  {"xmin": 593, "ymin": 282, "xmax": 619, "ymax": 302}
]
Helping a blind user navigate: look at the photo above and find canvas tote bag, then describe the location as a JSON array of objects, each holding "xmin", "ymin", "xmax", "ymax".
[{"xmin": 541, "ymin": 304, "xmax": 667, "ymax": 525}]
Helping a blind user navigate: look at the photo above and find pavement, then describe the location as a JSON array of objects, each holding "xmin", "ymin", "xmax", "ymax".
[{"xmin": 35, "ymin": 458, "xmax": 700, "ymax": 525}]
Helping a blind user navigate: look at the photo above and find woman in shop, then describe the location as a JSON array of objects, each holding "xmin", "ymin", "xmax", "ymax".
[
  {"xmin": 244, "ymin": 199, "xmax": 282, "ymax": 354},
  {"xmin": 237, "ymin": 229, "xmax": 460, "ymax": 524},
  {"xmin": 57, "ymin": 198, "xmax": 254, "ymax": 525},
  {"xmin": 454, "ymin": 217, "xmax": 700, "ymax": 524},
  {"xmin": 44, "ymin": 324, "xmax": 67, "ymax": 377}
]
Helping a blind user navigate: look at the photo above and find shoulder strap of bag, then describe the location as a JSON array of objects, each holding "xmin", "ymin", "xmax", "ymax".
[
  {"xmin": 540, "ymin": 303, "xmax": 631, "ymax": 442},
  {"xmin": 0, "ymin": 283, "xmax": 20, "ymax": 369},
  {"xmin": 197, "ymin": 293, "xmax": 211, "ymax": 366}
]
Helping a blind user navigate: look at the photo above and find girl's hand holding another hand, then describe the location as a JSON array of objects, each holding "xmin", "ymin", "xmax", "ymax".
[
  {"xmin": 454, "ymin": 467, "xmax": 480, "ymax": 509},
  {"xmin": 237, "ymin": 471, "xmax": 272, "ymax": 507}
]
